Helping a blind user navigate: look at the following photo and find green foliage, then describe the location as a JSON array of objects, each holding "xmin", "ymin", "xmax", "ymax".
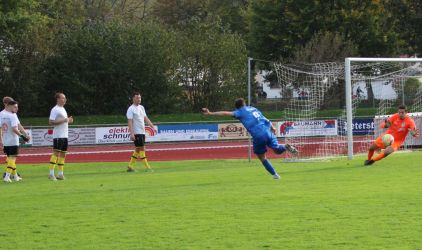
[
  {"xmin": 175, "ymin": 17, "xmax": 247, "ymax": 111},
  {"xmin": 244, "ymin": 0, "xmax": 288, "ymax": 60},
  {"xmin": 0, "ymin": 0, "xmax": 54, "ymax": 115},
  {"xmin": 42, "ymin": 21, "xmax": 181, "ymax": 115},
  {"xmin": 1, "ymin": 0, "xmax": 422, "ymax": 117},
  {"xmin": 292, "ymin": 31, "xmax": 358, "ymax": 63},
  {"xmin": 151, "ymin": 0, "xmax": 208, "ymax": 28},
  {"xmin": 200, "ymin": 0, "xmax": 248, "ymax": 34},
  {"xmin": 246, "ymin": 0, "xmax": 401, "ymax": 61},
  {"xmin": 2, "ymin": 153, "xmax": 422, "ymax": 248},
  {"xmin": 0, "ymin": 1, "xmax": 248, "ymax": 116},
  {"xmin": 384, "ymin": 0, "xmax": 422, "ymax": 55},
  {"xmin": 151, "ymin": 0, "xmax": 247, "ymax": 33},
  {"xmin": 403, "ymin": 77, "xmax": 421, "ymax": 106}
]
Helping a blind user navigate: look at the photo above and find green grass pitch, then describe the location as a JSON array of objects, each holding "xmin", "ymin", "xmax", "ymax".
[{"xmin": 2, "ymin": 152, "xmax": 422, "ymax": 249}]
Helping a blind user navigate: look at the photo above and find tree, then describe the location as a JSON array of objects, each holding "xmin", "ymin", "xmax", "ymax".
[
  {"xmin": 404, "ymin": 77, "xmax": 421, "ymax": 107},
  {"xmin": 291, "ymin": 31, "xmax": 359, "ymax": 109},
  {"xmin": 151, "ymin": 0, "xmax": 248, "ymax": 33},
  {"xmin": 174, "ymin": 18, "xmax": 247, "ymax": 111},
  {"xmin": 204, "ymin": 0, "xmax": 248, "ymax": 34},
  {"xmin": 42, "ymin": 21, "xmax": 182, "ymax": 115},
  {"xmin": 245, "ymin": 0, "xmax": 401, "ymax": 62},
  {"xmin": 384, "ymin": 0, "xmax": 422, "ymax": 55},
  {"xmin": 151, "ymin": 0, "xmax": 208, "ymax": 28},
  {"xmin": 292, "ymin": 31, "xmax": 358, "ymax": 63},
  {"xmin": 0, "ymin": 0, "xmax": 53, "ymax": 115},
  {"xmin": 244, "ymin": 0, "xmax": 289, "ymax": 60}
]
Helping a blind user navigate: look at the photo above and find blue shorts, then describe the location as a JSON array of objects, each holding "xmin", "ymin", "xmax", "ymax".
[{"xmin": 253, "ymin": 130, "xmax": 279, "ymax": 155}]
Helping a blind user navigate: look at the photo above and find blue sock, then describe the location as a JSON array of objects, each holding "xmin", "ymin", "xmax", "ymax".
[
  {"xmin": 262, "ymin": 159, "xmax": 276, "ymax": 175},
  {"xmin": 274, "ymin": 145, "xmax": 286, "ymax": 154}
]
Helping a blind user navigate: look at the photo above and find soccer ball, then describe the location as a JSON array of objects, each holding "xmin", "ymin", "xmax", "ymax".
[{"xmin": 382, "ymin": 134, "xmax": 394, "ymax": 147}]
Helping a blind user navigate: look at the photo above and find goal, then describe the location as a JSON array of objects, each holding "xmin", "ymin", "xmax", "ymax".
[{"xmin": 271, "ymin": 58, "xmax": 422, "ymax": 160}]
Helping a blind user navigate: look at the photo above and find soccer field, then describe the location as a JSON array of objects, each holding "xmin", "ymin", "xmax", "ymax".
[{"xmin": 2, "ymin": 152, "xmax": 422, "ymax": 249}]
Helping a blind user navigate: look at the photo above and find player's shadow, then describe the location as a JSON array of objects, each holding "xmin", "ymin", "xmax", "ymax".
[{"xmin": 282, "ymin": 163, "xmax": 364, "ymax": 175}]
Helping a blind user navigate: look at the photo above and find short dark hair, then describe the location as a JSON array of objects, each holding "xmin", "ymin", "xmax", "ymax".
[
  {"xmin": 235, "ymin": 98, "xmax": 245, "ymax": 109},
  {"xmin": 398, "ymin": 105, "xmax": 407, "ymax": 111},
  {"xmin": 2, "ymin": 96, "xmax": 14, "ymax": 105},
  {"xmin": 7, "ymin": 100, "xmax": 18, "ymax": 106},
  {"xmin": 132, "ymin": 92, "xmax": 141, "ymax": 97}
]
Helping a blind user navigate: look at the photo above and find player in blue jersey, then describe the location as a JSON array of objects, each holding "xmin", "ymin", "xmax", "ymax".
[{"xmin": 202, "ymin": 98, "xmax": 298, "ymax": 179}]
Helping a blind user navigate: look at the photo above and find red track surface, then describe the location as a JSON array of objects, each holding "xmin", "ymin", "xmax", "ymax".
[{"xmin": 3, "ymin": 138, "xmax": 373, "ymax": 164}]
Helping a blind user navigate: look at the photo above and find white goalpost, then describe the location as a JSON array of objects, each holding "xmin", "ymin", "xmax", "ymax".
[{"xmin": 269, "ymin": 57, "xmax": 422, "ymax": 161}]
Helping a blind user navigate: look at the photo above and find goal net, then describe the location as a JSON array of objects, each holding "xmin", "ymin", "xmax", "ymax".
[{"xmin": 272, "ymin": 58, "xmax": 422, "ymax": 160}]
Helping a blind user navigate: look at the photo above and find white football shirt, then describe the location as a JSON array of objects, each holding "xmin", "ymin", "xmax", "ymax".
[
  {"xmin": 1, "ymin": 110, "xmax": 20, "ymax": 146},
  {"xmin": 0, "ymin": 109, "xmax": 20, "ymax": 124},
  {"xmin": 49, "ymin": 105, "xmax": 68, "ymax": 138},
  {"xmin": 126, "ymin": 104, "xmax": 147, "ymax": 135}
]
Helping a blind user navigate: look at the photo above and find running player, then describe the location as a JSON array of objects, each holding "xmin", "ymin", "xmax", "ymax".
[
  {"xmin": 364, "ymin": 105, "xmax": 420, "ymax": 166},
  {"xmin": 202, "ymin": 98, "xmax": 298, "ymax": 180}
]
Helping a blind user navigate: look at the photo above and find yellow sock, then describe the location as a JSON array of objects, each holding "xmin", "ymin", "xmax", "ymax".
[
  {"xmin": 6, "ymin": 166, "xmax": 13, "ymax": 174},
  {"xmin": 10, "ymin": 159, "xmax": 17, "ymax": 175},
  {"xmin": 6, "ymin": 158, "xmax": 13, "ymax": 174},
  {"xmin": 128, "ymin": 151, "xmax": 138, "ymax": 167},
  {"xmin": 4, "ymin": 156, "xmax": 8, "ymax": 171},
  {"xmin": 49, "ymin": 155, "xmax": 58, "ymax": 170},
  {"xmin": 139, "ymin": 151, "xmax": 151, "ymax": 169},
  {"xmin": 57, "ymin": 157, "xmax": 65, "ymax": 174}
]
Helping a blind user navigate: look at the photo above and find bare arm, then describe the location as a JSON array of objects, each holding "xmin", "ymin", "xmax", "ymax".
[
  {"xmin": 201, "ymin": 108, "xmax": 234, "ymax": 116},
  {"xmin": 12, "ymin": 126, "xmax": 21, "ymax": 136},
  {"xmin": 13, "ymin": 126, "xmax": 30, "ymax": 142},
  {"xmin": 18, "ymin": 123, "xmax": 24, "ymax": 132},
  {"xmin": 270, "ymin": 123, "xmax": 276, "ymax": 134},
  {"xmin": 144, "ymin": 116, "xmax": 157, "ymax": 133},
  {"xmin": 18, "ymin": 123, "xmax": 27, "ymax": 136},
  {"xmin": 144, "ymin": 116, "xmax": 154, "ymax": 127},
  {"xmin": 128, "ymin": 118, "xmax": 135, "ymax": 141}
]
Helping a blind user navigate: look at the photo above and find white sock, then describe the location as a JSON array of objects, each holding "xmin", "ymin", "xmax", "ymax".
[
  {"xmin": 49, "ymin": 170, "xmax": 55, "ymax": 175},
  {"xmin": 4, "ymin": 172, "xmax": 10, "ymax": 178},
  {"xmin": 58, "ymin": 171, "xmax": 63, "ymax": 176}
]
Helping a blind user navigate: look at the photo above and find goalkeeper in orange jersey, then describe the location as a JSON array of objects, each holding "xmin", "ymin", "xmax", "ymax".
[{"xmin": 364, "ymin": 105, "xmax": 420, "ymax": 166}]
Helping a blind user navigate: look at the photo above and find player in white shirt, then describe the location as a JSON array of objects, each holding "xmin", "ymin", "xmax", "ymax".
[
  {"xmin": 0, "ymin": 97, "xmax": 14, "ymax": 165},
  {"xmin": 48, "ymin": 92, "xmax": 73, "ymax": 181},
  {"xmin": 1, "ymin": 100, "xmax": 30, "ymax": 183},
  {"xmin": 1, "ymin": 97, "xmax": 28, "ymax": 137},
  {"xmin": 126, "ymin": 92, "xmax": 156, "ymax": 172},
  {"xmin": 1, "ymin": 96, "xmax": 29, "ymax": 181}
]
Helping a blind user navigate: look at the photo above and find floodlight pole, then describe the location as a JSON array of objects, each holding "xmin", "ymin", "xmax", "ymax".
[{"xmin": 247, "ymin": 57, "xmax": 253, "ymax": 162}]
